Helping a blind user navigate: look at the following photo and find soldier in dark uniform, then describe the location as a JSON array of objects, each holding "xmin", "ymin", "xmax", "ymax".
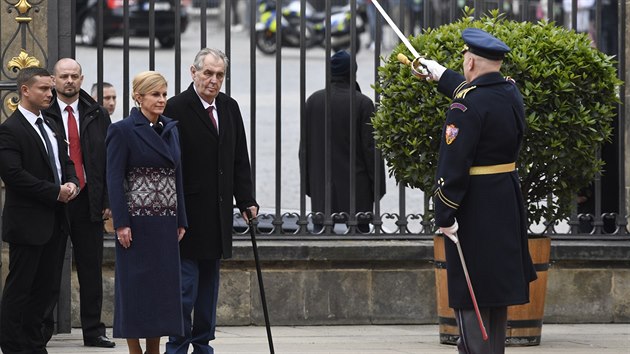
[{"xmin": 414, "ymin": 28, "xmax": 538, "ymax": 353}]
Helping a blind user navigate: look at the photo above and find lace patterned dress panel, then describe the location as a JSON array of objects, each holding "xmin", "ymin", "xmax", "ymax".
[{"xmin": 125, "ymin": 166, "xmax": 177, "ymax": 216}]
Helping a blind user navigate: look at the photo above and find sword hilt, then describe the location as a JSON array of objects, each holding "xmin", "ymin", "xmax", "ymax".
[
  {"xmin": 397, "ymin": 53, "xmax": 412, "ymax": 66},
  {"xmin": 398, "ymin": 53, "xmax": 430, "ymax": 79}
]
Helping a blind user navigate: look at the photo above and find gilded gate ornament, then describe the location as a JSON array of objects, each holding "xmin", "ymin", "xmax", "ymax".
[
  {"xmin": 4, "ymin": 50, "xmax": 41, "ymax": 112},
  {"xmin": 15, "ymin": 0, "xmax": 32, "ymax": 15},
  {"xmin": 7, "ymin": 49, "xmax": 40, "ymax": 72},
  {"xmin": 1, "ymin": 0, "xmax": 46, "ymax": 115}
]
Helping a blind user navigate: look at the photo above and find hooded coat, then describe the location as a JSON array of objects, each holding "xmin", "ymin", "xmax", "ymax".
[{"xmin": 300, "ymin": 75, "xmax": 386, "ymax": 224}]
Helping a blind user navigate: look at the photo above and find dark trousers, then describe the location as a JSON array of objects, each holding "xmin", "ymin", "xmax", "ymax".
[
  {"xmin": 166, "ymin": 258, "xmax": 221, "ymax": 354},
  {"xmin": 455, "ymin": 307, "xmax": 507, "ymax": 354},
  {"xmin": 0, "ymin": 217, "xmax": 66, "ymax": 354},
  {"xmin": 43, "ymin": 186, "xmax": 106, "ymax": 341}
]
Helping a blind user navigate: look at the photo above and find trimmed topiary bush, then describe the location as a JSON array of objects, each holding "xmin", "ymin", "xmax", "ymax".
[{"xmin": 372, "ymin": 9, "xmax": 622, "ymax": 226}]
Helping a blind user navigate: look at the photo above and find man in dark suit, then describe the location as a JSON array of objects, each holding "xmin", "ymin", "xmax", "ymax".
[
  {"xmin": 163, "ymin": 48, "xmax": 258, "ymax": 354},
  {"xmin": 41, "ymin": 58, "xmax": 114, "ymax": 348},
  {"xmin": 300, "ymin": 50, "xmax": 385, "ymax": 233},
  {"xmin": 0, "ymin": 67, "xmax": 79, "ymax": 354}
]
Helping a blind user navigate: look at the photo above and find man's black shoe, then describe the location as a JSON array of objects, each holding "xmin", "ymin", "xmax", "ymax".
[{"xmin": 84, "ymin": 335, "xmax": 116, "ymax": 348}]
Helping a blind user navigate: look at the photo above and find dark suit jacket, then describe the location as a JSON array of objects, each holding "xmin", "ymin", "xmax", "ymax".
[
  {"xmin": 0, "ymin": 108, "xmax": 78, "ymax": 245},
  {"xmin": 163, "ymin": 84, "xmax": 257, "ymax": 260},
  {"xmin": 44, "ymin": 89, "xmax": 111, "ymax": 222}
]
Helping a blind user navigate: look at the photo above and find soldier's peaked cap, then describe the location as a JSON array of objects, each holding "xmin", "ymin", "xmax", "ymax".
[{"xmin": 462, "ymin": 28, "xmax": 510, "ymax": 61}]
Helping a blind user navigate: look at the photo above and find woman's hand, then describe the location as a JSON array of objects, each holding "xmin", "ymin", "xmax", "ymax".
[
  {"xmin": 177, "ymin": 227, "xmax": 186, "ymax": 242},
  {"xmin": 116, "ymin": 226, "xmax": 132, "ymax": 248}
]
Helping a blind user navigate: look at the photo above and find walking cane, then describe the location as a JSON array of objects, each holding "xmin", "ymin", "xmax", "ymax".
[
  {"xmin": 451, "ymin": 232, "xmax": 489, "ymax": 341},
  {"xmin": 245, "ymin": 209, "xmax": 275, "ymax": 353}
]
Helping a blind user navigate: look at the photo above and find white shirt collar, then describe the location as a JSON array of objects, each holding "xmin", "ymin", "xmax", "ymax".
[
  {"xmin": 57, "ymin": 98, "xmax": 79, "ymax": 115},
  {"xmin": 192, "ymin": 84, "xmax": 216, "ymax": 110},
  {"xmin": 17, "ymin": 105, "xmax": 42, "ymax": 125}
]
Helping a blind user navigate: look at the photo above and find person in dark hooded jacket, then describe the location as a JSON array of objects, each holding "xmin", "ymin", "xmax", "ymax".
[{"xmin": 300, "ymin": 50, "xmax": 385, "ymax": 233}]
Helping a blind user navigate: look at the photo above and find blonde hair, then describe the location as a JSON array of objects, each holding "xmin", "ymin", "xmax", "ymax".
[{"xmin": 132, "ymin": 71, "xmax": 167, "ymax": 105}]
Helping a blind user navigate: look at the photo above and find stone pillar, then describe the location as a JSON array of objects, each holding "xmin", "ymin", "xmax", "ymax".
[{"xmin": 625, "ymin": 0, "xmax": 630, "ymax": 229}]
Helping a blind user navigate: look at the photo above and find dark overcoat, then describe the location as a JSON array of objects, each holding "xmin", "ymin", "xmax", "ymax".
[
  {"xmin": 299, "ymin": 78, "xmax": 386, "ymax": 217},
  {"xmin": 44, "ymin": 89, "xmax": 111, "ymax": 221},
  {"xmin": 0, "ymin": 109, "xmax": 78, "ymax": 245},
  {"xmin": 163, "ymin": 84, "xmax": 257, "ymax": 260},
  {"xmin": 106, "ymin": 108, "xmax": 187, "ymax": 338},
  {"xmin": 434, "ymin": 69, "xmax": 537, "ymax": 309}
]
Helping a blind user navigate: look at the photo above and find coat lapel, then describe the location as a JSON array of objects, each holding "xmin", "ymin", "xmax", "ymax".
[
  {"xmin": 17, "ymin": 111, "xmax": 55, "ymax": 169},
  {"xmin": 130, "ymin": 109, "xmax": 175, "ymax": 165},
  {"xmin": 215, "ymin": 94, "xmax": 226, "ymax": 143}
]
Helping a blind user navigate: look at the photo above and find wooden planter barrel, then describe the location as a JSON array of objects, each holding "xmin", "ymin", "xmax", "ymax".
[{"xmin": 433, "ymin": 234, "xmax": 551, "ymax": 346}]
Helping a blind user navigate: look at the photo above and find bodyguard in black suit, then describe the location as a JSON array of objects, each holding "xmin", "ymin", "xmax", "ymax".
[
  {"xmin": 41, "ymin": 58, "xmax": 115, "ymax": 348},
  {"xmin": 0, "ymin": 67, "xmax": 79, "ymax": 354},
  {"xmin": 163, "ymin": 48, "xmax": 258, "ymax": 354}
]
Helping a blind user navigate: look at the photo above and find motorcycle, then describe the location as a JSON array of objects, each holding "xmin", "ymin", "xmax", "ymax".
[{"xmin": 255, "ymin": 0, "xmax": 366, "ymax": 55}]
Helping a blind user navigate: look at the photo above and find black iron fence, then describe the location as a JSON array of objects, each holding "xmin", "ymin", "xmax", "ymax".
[
  {"xmin": 1, "ymin": 0, "xmax": 627, "ymax": 240},
  {"xmin": 75, "ymin": 0, "xmax": 628, "ymax": 239}
]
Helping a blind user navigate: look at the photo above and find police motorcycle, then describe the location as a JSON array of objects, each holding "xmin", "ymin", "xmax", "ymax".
[{"xmin": 255, "ymin": 0, "xmax": 366, "ymax": 55}]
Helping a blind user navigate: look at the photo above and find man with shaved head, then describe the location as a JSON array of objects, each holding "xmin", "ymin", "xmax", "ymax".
[{"xmin": 43, "ymin": 58, "xmax": 114, "ymax": 348}]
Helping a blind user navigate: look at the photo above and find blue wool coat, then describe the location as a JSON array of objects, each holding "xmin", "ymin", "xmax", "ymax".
[{"xmin": 106, "ymin": 108, "xmax": 187, "ymax": 338}]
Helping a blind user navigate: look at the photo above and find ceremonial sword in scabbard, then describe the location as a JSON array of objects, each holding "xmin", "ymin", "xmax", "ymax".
[{"xmin": 452, "ymin": 232, "xmax": 489, "ymax": 341}]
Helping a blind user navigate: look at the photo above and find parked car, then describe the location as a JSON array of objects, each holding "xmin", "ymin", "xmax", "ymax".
[{"xmin": 76, "ymin": 0, "xmax": 189, "ymax": 48}]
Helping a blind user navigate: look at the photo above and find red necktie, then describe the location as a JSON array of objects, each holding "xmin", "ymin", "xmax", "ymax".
[
  {"xmin": 66, "ymin": 106, "xmax": 85, "ymax": 189},
  {"xmin": 207, "ymin": 106, "xmax": 218, "ymax": 131}
]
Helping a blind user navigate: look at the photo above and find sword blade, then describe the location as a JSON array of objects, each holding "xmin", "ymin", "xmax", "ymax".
[{"xmin": 371, "ymin": 0, "xmax": 420, "ymax": 59}]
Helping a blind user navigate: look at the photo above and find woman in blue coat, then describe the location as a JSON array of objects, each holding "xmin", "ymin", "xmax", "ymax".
[{"xmin": 106, "ymin": 71, "xmax": 187, "ymax": 354}]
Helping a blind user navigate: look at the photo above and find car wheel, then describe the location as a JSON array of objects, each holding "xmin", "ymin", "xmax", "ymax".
[
  {"xmin": 80, "ymin": 14, "xmax": 98, "ymax": 46},
  {"xmin": 158, "ymin": 36, "xmax": 175, "ymax": 48}
]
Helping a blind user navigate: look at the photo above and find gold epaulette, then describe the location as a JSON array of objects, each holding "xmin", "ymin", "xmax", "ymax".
[
  {"xmin": 455, "ymin": 86, "xmax": 477, "ymax": 99},
  {"xmin": 452, "ymin": 81, "xmax": 467, "ymax": 98}
]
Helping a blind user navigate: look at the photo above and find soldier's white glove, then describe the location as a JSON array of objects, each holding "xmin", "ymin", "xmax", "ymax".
[
  {"xmin": 419, "ymin": 58, "xmax": 446, "ymax": 82},
  {"xmin": 439, "ymin": 219, "xmax": 459, "ymax": 244}
]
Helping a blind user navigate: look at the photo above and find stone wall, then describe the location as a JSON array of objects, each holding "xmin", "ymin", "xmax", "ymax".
[{"xmin": 56, "ymin": 239, "xmax": 630, "ymax": 326}]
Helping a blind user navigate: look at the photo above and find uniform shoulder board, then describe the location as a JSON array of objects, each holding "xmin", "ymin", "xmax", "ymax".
[
  {"xmin": 455, "ymin": 85, "xmax": 477, "ymax": 99},
  {"xmin": 452, "ymin": 81, "xmax": 467, "ymax": 98}
]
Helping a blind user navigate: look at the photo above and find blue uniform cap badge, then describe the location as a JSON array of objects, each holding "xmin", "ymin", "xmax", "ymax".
[{"xmin": 445, "ymin": 124, "xmax": 459, "ymax": 145}]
